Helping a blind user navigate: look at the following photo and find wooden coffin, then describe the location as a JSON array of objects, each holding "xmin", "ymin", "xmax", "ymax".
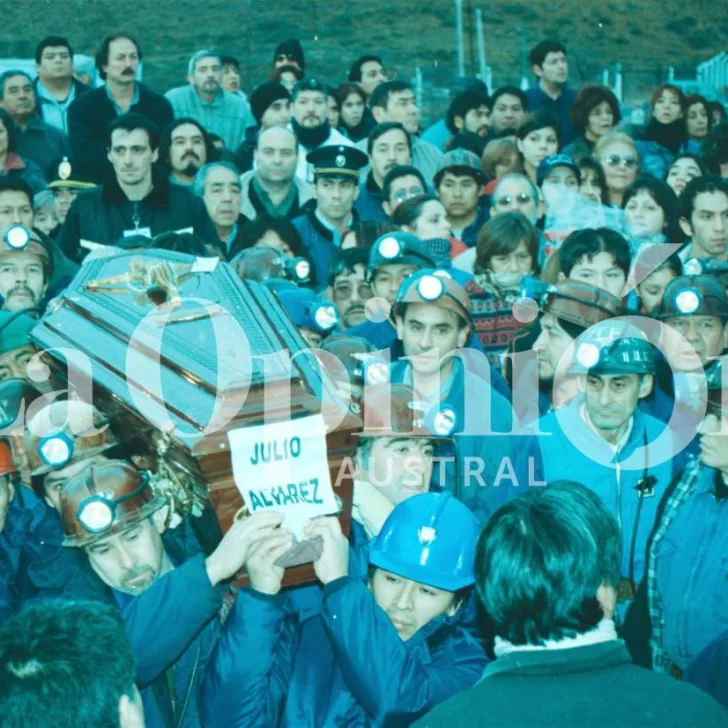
[{"xmin": 31, "ymin": 249, "xmax": 361, "ymax": 586}]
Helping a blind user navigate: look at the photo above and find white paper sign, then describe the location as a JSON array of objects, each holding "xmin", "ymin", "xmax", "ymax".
[
  {"xmin": 227, "ymin": 414, "xmax": 337, "ymax": 539},
  {"xmin": 191, "ymin": 256, "xmax": 219, "ymax": 273}
]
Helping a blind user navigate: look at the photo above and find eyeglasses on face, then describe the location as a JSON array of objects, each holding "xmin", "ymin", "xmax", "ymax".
[
  {"xmin": 333, "ymin": 282, "xmax": 374, "ymax": 301},
  {"xmin": 604, "ymin": 154, "xmax": 638, "ymax": 169}
]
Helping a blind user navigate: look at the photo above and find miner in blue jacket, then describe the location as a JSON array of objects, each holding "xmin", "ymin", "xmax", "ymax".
[
  {"xmin": 201, "ymin": 491, "xmax": 487, "ymax": 727},
  {"xmin": 292, "ymin": 144, "xmax": 369, "ymax": 287},
  {"xmin": 387, "ymin": 269, "xmax": 525, "ymax": 519},
  {"xmin": 515, "ymin": 323, "xmax": 684, "ymax": 615},
  {"xmin": 30, "ymin": 457, "xmax": 285, "ymax": 728}
]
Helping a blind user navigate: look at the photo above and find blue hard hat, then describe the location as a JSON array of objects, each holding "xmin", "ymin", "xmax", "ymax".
[
  {"xmin": 275, "ymin": 286, "xmax": 339, "ymax": 333},
  {"xmin": 369, "ymin": 492, "xmax": 479, "ymax": 592}
]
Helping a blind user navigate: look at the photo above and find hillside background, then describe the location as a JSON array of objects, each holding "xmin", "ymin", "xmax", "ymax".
[{"xmin": 3, "ymin": 0, "xmax": 727, "ymax": 119}]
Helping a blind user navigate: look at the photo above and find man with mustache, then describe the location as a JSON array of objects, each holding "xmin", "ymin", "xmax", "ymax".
[
  {"xmin": 159, "ymin": 117, "xmax": 215, "ymax": 187},
  {"xmin": 0, "ymin": 225, "xmax": 51, "ymax": 314},
  {"xmin": 57, "ymin": 113, "xmax": 207, "ymax": 263},
  {"xmin": 327, "ymin": 247, "xmax": 371, "ymax": 330},
  {"xmin": 517, "ymin": 325, "xmax": 678, "ymax": 618},
  {"xmin": 289, "ymin": 78, "xmax": 353, "ymax": 185},
  {"xmin": 165, "ymin": 50, "xmax": 253, "ymax": 152},
  {"xmin": 355, "ymin": 121, "xmax": 412, "ymax": 223},
  {"xmin": 67, "ymin": 32, "xmax": 173, "ymax": 180},
  {"xmin": 0, "ymin": 70, "xmax": 69, "ymax": 180}
]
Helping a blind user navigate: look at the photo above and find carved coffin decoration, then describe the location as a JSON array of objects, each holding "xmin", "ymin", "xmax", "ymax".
[{"xmin": 31, "ymin": 250, "xmax": 361, "ymax": 586}]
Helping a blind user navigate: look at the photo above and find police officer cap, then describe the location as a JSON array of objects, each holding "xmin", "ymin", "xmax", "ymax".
[
  {"xmin": 656, "ymin": 275, "xmax": 728, "ymax": 320},
  {"xmin": 307, "ymin": 144, "xmax": 369, "ymax": 180},
  {"xmin": 367, "ymin": 231, "xmax": 436, "ymax": 277},
  {"xmin": 48, "ymin": 156, "xmax": 97, "ymax": 190}
]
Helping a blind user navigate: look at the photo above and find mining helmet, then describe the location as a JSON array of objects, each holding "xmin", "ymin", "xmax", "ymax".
[
  {"xmin": 656, "ymin": 275, "xmax": 728, "ymax": 320},
  {"xmin": 318, "ymin": 334, "xmax": 376, "ymax": 386},
  {"xmin": 0, "ymin": 439, "xmax": 17, "ymax": 478},
  {"xmin": 0, "ymin": 225, "xmax": 51, "ymax": 269},
  {"xmin": 274, "ymin": 286, "xmax": 339, "ymax": 335},
  {"xmin": 25, "ymin": 400, "xmax": 118, "ymax": 476},
  {"xmin": 60, "ymin": 460, "xmax": 164, "ymax": 547},
  {"xmin": 571, "ymin": 323, "xmax": 655, "ymax": 376},
  {"xmin": 359, "ymin": 383, "xmax": 458, "ymax": 439},
  {"xmin": 390, "ymin": 269, "xmax": 472, "ymax": 326},
  {"xmin": 704, "ymin": 357, "xmax": 728, "ymax": 417},
  {"xmin": 231, "ymin": 246, "xmax": 311, "ymax": 285},
  {"xmin": 367, "ymin": 232, "xmax": 436, "ymax": 279},
  {"xmin": 368, "ymin": 492, "xmax": 479, "ymax": 592},
  {"xmin": 524, "ymin": 278, "xmax": 624, "ymax": 330}
]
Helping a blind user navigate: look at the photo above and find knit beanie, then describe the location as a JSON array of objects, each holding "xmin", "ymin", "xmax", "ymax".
[
  {"xmin": 250, "ymin": 82, "xmax": 291, "ymax": 125},
  {"xmin": 273, "ymin": 39, "xmax": 305, "ymax": 72}
]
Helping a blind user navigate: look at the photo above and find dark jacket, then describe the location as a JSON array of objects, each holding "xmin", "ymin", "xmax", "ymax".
[
  {"xmin": 686, "ymin": 627, "xmax": 728, "ymax": 713},
  {"xmin": 202, "ymin": 577, "xmax": 486, "ymax": 727},
  {"xmin": 2, "ymin": 152, "xmax": 47, "ymax": 194},
  {"xmin": 29, "ymin": 521, "xmax": 223, "ymax": 728},
  {"xmin": 14, "ymin": 116, "xmax": 70, "ymax": 180},
  {"xmin": 524, "ymin": 85, "xmax": 578, "ymax": 146},
  {"xmin": 353, "ymin": 172, "xmax": 388, "ymax": 222},
  {"xmin": 33, "ymin": 76, "xmax": 90, "ymax": 123},
  {"xmin": 56, "ymin": 166, "xmax": 208, "ymax": 262},
  {"xmin": 67, "ymin": 83, "xmax": 174, "ymax": 179},
  {"xmin": 414, "ymin": 641, "xmax": 728, "ymax": 728}
]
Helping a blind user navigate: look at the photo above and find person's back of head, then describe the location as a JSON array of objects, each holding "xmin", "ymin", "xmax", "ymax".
[
  {"xmin": 476, "ymin": 480, "xmax": 621, "ymax": 646},
  {"xmin": 0, "ymin": 599, "xmax": 143, "ymax": 728}
]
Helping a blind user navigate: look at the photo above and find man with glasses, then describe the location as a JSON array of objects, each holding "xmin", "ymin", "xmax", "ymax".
[
  {"xmin": 327, "ymin": 247, "xmax": 372, "ymax": 329},
  {"xmin": 489, "ymin": 173, "xmax": 540, "ymax": 224},
  {"xmin": 355, "ymin": 122, "xmax": 412, "ymax": 222},
  {"xmin": 381, "ymin": 165, "xmax": 427, "ymax": 218}
]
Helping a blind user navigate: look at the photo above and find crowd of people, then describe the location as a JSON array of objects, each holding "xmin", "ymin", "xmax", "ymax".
[{"xmin": 0, "ymin": 29, "xmax": 727, "ymax": 727}]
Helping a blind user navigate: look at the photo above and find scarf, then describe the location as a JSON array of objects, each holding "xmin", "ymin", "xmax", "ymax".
[
  {"xmin": 291, "ymin": 118, "xmax": 331, "ymax": 151},
  {"xmin": 250, "ymin": 176, "xmax": 298, "ymax": 218},
  {"xmin": 642, "ymin": 118, "xmax": 687, "ymax": 155},
  {"xmin": 494, "ymin": 618, "xmax": 618, "ymax": 657}
]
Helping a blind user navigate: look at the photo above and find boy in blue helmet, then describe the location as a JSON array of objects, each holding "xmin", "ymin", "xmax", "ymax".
[
  {"xmin": 201, "ymin": 492, "xmax": 486, "ymax": 727},
  {"xmin": 274, "ymin": 284, "xmax": 339, "ymax": 347}
]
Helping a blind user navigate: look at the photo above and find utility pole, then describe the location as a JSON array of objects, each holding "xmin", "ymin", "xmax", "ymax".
[
  {"xmin": 455, "ymin": 0, "xmax": 465, "ymax": 77},
  {"xmin": 475, "ymin": 8, "xmax": 487, "ymax": 83},
  {"xmin": 519, "ymin": 26, "xmax": 529, "ymax": 90}
]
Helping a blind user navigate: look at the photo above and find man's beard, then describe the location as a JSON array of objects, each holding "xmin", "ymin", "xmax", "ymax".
[{"xmin": 182, "ymin": 161, "xmax": 200, "ymax": 177}]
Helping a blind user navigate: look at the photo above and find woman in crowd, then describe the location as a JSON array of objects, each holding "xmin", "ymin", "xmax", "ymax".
[
  {"xmin": 563, "ymin": 85, "xmax": 621, "ymax": 162},
  {"xmin": 636, "ymin": 84, "xmax": 697, "ymax": 178},
  {"xmin": 664, "ymin": 153, "xmax": 706, "ymax": 197},
  {"xmin": 333, "ymin": 83, "xmax": 371, "ymax": 142},
  {"xmin": 341, "ymin": 220, "xmax": 398, "ymax": 249},
  {"xmin": 594, "ymin": 132, "xmax": 640, "ymax": 207},
  {"xmin": 0, "ymin": 109, "xmax": 46, "ymax": 194},
  {"xmin": 684, "ymin": 94, "xmax": 712, "ymax": 145},
  {"xmin": 578, "ymin": 157, "xmax": 610, "ymax": 205},
  {"xmin": 623, "ymin": 176, "xmax": 682, "ymax": 250},
  {"xmin": 392, "ymin": 193, "xmax": 467, "ymax": 264},
  {"xmin": 481, "ymin": 138, "xmax": 521, "ymax": 194},
  {"xmin": 466, "ymin": 212, "xmax": 538, "ymax": 371},
  {"xmin": 270, "ymin": 63, "xmax": 302, "ymax": 93},
  {"xmin": 228, "ymin": 214, "xmax": 308, "ymax": 260},
  {"xmin": 516, "ymin": 111, "xmax": 560, "ymax": 184}
]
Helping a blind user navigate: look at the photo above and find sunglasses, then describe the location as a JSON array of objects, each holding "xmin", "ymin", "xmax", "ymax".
[
  {"xmin": 392, "ymin": 186, "xmax": 425, "ymax": 203},
  {"xmin": 495, "ymin": 193, "xmax": 533, "ymax": 207},
  {"xmin": 604, "ymin": 154, "xmax": 638, "ymax": 169}
]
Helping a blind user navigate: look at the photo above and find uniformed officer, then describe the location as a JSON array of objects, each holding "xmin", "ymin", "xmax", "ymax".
[
  {"xmin": 201, "ymin": 492, "xmax": 487, "ymax": 727},
  {"xmin": 291, "ymin": 144, "xmax": 368, "ymax": 287},
  {"xmin": 516, "ymin": 323, "xmax": 682, "ymax": 614},
  {"xmin": 0, "ymin": 225, "xmax": 53, "ymax": 314},
  {"xmin": 624, "ymin": 357, "xmax": 728, "ymax": 677},
  {"xmin": 47, "ymin": 156, "xmax": 97, "ymax": 233}
]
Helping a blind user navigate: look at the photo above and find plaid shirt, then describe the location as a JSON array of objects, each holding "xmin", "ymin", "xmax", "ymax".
[{"xmin": 647, "ymin": 455, "xmax": 703, "ymax": 672}]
